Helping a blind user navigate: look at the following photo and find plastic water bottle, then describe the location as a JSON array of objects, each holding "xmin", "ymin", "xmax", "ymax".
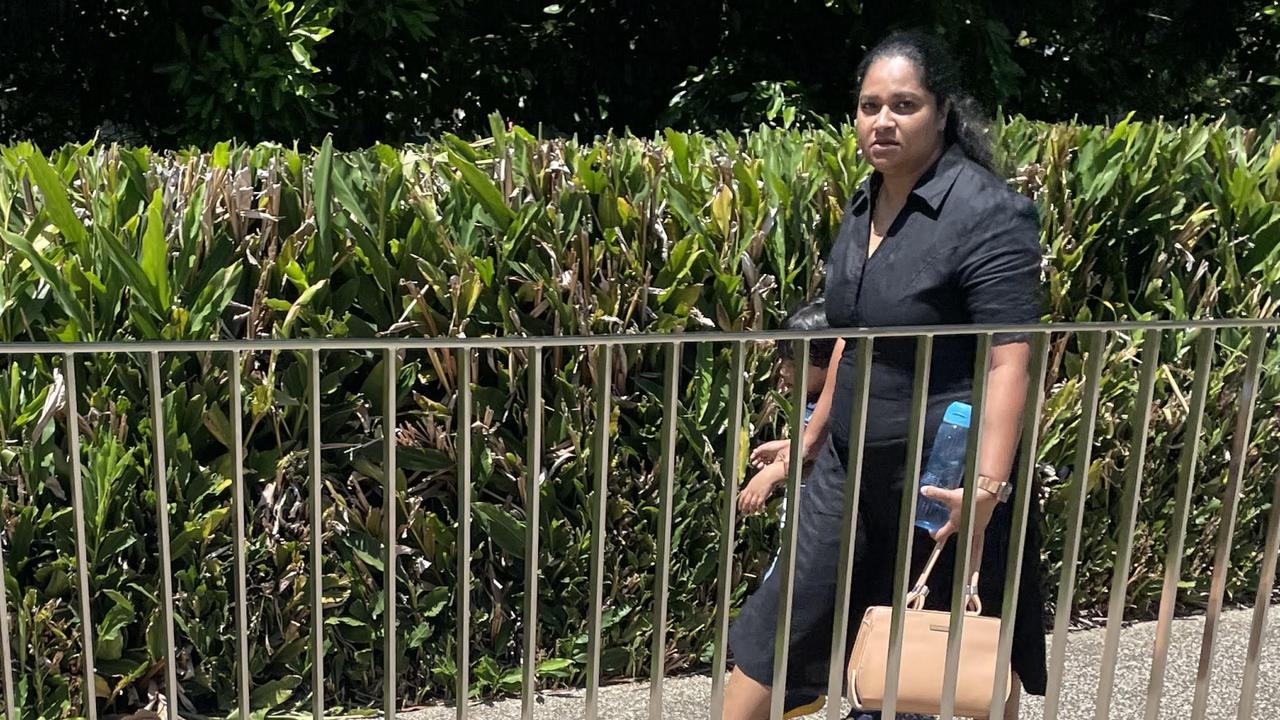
[{"xmin": 915, "ymin": 401, "xmax": 972, "ymax": 533}]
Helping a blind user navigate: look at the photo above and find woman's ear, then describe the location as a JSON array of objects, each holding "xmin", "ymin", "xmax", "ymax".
[{"xmin": 939, "ymin": 98, "xmax": 952, "ymax": 133}]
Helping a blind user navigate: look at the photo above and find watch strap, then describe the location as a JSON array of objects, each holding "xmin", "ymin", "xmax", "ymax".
[{"xmin": 976, "ymin": 474, "xmax": 1012, "ymax": 503}]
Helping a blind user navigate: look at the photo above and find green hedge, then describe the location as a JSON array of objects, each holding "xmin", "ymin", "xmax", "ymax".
[{"xmin": 0, "ymin": 116, "xmax": 1277, "ymax": 718}]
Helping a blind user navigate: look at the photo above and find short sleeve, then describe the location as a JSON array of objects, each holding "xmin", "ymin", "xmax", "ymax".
[{"xmin": 955, "ymin": 193, "xmax": 1044, "ymax": 344}]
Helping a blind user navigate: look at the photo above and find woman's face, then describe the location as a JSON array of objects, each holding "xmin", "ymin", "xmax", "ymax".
[{"xmin": 856, "ymin": 55, "xmax": 947, "ymax": 177}]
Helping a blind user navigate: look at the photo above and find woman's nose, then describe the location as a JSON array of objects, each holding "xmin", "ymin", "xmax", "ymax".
[{"xmin": 873, "ymin": 106, "xmax": 894, "ymax": 129}]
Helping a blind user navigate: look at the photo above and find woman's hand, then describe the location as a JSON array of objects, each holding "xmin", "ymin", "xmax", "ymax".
[
  {"xmin": 918, "ymin": 484, "xmax": 999, "ymax": 564},
  {"xmin": 750, "ymin": 439, "xmax": 790, "ymax": 469},
  {"xmin": 917, "ymin": 341, "xmax": 1031, "ymax": 568}
]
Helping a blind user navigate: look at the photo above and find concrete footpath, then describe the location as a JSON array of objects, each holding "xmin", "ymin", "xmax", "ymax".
[{"xmin": 397, "ymin": 605, "xmax": 1278, "ymax": 720}]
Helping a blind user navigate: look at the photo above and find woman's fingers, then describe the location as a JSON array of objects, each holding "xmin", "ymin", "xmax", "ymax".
[
  {"xmin": 921, "ymin": 486, "xmax": 962, "ymax": 542},
  {"xmin": 920, "ymin": 485, "xmax": 992, "ymax": 562},
  {"xmin": 919, "ymin": 484, "xmax": 960, "ymax": 506},
  {"xmin": 930, "ymin": 519, "xmax": 957, "ymax": 542}
]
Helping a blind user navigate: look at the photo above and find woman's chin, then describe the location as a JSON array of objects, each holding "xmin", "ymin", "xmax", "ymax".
[
  {"xmin": 868, "ymin": 155, "xmax": 904, "ymax": 174},
  {"xmin": 869, "ymin": 149, "xmax": 933, "ymax": 177}
]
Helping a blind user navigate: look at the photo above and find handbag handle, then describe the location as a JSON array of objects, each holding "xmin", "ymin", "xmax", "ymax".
[{"xmin": 904, "ymin": 538, "xmax": 983, "ymax": 614}]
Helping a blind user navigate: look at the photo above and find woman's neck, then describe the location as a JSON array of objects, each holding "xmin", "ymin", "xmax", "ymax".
[{"xmin": 878, "ymin": 144, "xmax": 945, "ymax": 205}]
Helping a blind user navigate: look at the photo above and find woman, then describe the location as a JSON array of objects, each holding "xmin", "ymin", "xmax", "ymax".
[{"xmin": 724, "ymin": 31, "xmax": 1047, "ymax": 720}]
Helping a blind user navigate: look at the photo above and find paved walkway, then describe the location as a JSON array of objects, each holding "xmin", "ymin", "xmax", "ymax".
[{"xmin": 398, "ymin": 605, "xmax": 1278, "ymax": 720}]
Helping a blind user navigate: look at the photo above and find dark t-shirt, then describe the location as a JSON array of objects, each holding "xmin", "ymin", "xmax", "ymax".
[{"xmin": 825, "ymin": 144, "xmax": 1043, "ymax": 462}]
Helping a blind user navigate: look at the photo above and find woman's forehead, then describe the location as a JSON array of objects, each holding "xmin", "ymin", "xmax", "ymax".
[{"xmin": 860, "ymin": 56, "xmax": 925, "ymax": 92}]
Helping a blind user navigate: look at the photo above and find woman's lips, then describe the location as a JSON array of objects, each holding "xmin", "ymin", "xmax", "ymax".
[{"xmin": 869, "ymin": 139, "xmax": 901, "ymax": 157}]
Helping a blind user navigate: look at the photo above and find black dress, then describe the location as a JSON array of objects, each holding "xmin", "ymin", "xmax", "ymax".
[{"xmin": 729, "ymin": 144, "xmax": 1048, "ymax": 698}]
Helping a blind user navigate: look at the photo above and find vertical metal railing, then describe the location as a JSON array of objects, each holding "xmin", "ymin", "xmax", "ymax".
[
  {"xmin": 456, "ymin": 347, "xmax": 474, "ymax": 720},
  {"xmin": 1144, "ymin": 329, "xmax": 1215, "ymax": 720},
  {"xmin": 1191, "ymin": 326, "xmax": 1269, "ymax": 720},
  {"xmin": 1044, "ymin": 329, "xmax": 1108, "ymax": 720},
  {"xmin": 1238, "ymin": 464, "xmax": 1280, "ymax": 720},
  {"xmin": 988, "ymin": 332, "xmax": 1052, "ymax": 720},
  {"xmin": 0, "ymin": 517, "xmax": 12, "ymax": 717},
  {"xmin": 0, "ymin": 319, "xmax": 1274, "ymax": 720},
  {"xmin": 825, "ymin": 337, "xmax": 873, "ymax": 720},
  {"xmin": 147, "ymin": 351, "xmax": 180, "ymax": 720},
  {"xmin": 585, "ymin": 345, "xmax": 615, "ymax": 720},
  {"xmin": 937, "ymin": 333, "xmax": 993, "ymax": 720},
  {"xmin": 709, "ymin": 341, "xmax": 746, "ymax": 720},
  {"xmin": 522, "ymin": 348, "xmax": 543, "ymax": 720},
  {"xmin": 880, "ymin": 335, "xmax": 934, "ymax": 720},
  {"xmin": 384, "ymin": 348, "xmax": 400, "ymax": 719},
  {"xmin": 767, "ymin": 340, "xmax": 810, "ymax": 720},
  {"xmin": 229, "ymin": 352, "xmax": 252, "ymax": 720},
  {"xmin": 308, "ymin": 349, "xmax": 325, "ymax": 719},
  {"xmin": 648, "ymin": 342, "xmax": 681, "ymax": 720},
  {"xmin": 64, "ymin": 355, "xmax": 98, "ymax": 720},
  {"xmin": 1094, "ymin": 330, "xmax": 1163, "ymax": 719}
]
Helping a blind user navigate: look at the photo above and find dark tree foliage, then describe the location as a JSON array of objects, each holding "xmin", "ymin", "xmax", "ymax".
[{"xmin": 1, "ymin": 0, "xmax": 1278, "ymax": 147}]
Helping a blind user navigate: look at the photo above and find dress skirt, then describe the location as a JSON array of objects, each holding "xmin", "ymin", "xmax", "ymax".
[{"xmin": 728, "ymin": 437, "xmax": 1048, "ymax": 698}]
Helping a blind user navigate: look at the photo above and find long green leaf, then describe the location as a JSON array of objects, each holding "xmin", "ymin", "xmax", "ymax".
[
  {"xmin": 25, "ymin": 151, "xmax": 89, "ymax": 248},
  {"xmin": 141, "ymin": 189, "xmax": 171, "ymax": 308},
  {"xmin": 98, "ymin": 228, "xmax": 165, "ymax": 320},
  {"xmin": 0, "ymin": 225, "xmax": 92, "ymax": 336},
  {"xmin": 312, "ymin": 134, "xmax": 335, "ymax": 279},
  {"xmin": 249, "ymin": 675, "xmax": 302, "ymax": 710},
  {"xmin": 331, "ymin": 164, "xmax": 372, "ymax": 229},
  {"xmin": 472, "ymin": 501, "xmax": 526, "ymax": 559},
  {"xmin": 189, "ymin": 264, "xmax": 243, "ymax": 337},
  {"xmin": 281, "ymin": 278, "xmax": 328, "ymax": 335},
  {"xmin": 446, "ymin": 149, "xmax": 515, "ymax": 230}
]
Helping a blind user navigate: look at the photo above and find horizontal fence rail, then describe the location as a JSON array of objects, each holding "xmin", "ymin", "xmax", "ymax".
[
  {"xmin": 0, "ymin": 319, "xmax": 1276, "ymax": 720},
  {"xmin": 0, "ymin": 317, "xmax": 1277, "ymax": 354}
]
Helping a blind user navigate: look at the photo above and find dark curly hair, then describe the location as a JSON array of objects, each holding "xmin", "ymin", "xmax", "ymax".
[
  {"xmin": 857, "ymin": 30, "xmax": 996, "ymax": 173},
  {"xmin": 777, "ymin": 298, "xmax": 837, "ymax": 368}
]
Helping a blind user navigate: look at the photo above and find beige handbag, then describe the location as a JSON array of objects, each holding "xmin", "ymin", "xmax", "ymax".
[{"xmin": 846, "ymin": 540, "xmax": 1010, "ymax": 718}]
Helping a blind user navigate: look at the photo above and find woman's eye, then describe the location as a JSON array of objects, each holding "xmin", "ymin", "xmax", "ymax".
[
  {"xmin": 895, "ymin": 101, "xmax": 915, "ymax": 112},
  {"xmin": 860, "ymin": 103, "xmax": 878, "ymax": 114}
]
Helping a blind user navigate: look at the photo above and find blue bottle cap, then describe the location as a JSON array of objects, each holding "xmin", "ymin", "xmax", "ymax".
[{"xmin": 943, "ymin": 401, "xmax": 972, "ymax": 428}]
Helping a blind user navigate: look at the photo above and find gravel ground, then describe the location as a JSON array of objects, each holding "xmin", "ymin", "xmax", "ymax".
[{"xmin": 389, "ymin": 605, "xmax": 1277, "ymax": 720}]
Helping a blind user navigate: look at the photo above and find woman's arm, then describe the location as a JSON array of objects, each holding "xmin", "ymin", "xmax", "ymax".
[
  {"xmin": 975, "ymin": 340, "xmax": 1030, "ymax": 484},
  {"xmin": 922, "ymin": 192, "xmax": 1043, "ymax": 562},
  {"xmin": 920, "ymin": 340, "xmax": 1030, "ymax": 559}
]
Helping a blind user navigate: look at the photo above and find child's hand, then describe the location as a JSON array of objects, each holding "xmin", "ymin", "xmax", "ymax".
[
  {"xmin": 750, "ymin": 439, "xmax": 790, "ymax": 469},
  {"xmin": 737, "ymin": 475, "xmax": 772, "ymax": 515},
  {"xmin": 738, "ymin": 463, "xmax": 785, "ymax": 515}
]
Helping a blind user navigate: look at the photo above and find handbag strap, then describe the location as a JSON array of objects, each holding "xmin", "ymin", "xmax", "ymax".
[{"xmin": 905, "ymin": 538, "xmax": 983, "ymax": 613}]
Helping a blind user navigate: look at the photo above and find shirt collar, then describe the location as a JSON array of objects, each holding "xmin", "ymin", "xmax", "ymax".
[{"xmin": 850, "ymin": 143, "xmax": 966, "ymax": 214}]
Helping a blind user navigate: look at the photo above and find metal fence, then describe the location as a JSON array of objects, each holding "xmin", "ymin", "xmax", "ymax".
[{"xmin": 0, "ymin": 318, "xmax": 1277, "ymax": 720}]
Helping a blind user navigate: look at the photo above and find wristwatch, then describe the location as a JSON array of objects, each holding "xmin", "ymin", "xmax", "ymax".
[{"xmin": 976, "ymin": 474, "xmax": 1012, "ymax": 503}]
